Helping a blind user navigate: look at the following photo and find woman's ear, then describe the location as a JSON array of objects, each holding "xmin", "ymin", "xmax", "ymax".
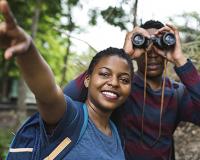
[{"xmin": 84, "ymin": 75, "xmax": 90, "ymax": 88}]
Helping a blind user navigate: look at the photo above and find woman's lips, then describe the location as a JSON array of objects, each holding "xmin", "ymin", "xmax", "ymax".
[{"xmin": 101, "ymin": 91, "xmax": 119, "ymax": 100}]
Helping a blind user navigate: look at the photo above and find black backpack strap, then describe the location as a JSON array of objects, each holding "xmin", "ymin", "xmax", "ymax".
[{"xmin": 171, "ymin": 79, "xmax": 184, "ymax": 105}]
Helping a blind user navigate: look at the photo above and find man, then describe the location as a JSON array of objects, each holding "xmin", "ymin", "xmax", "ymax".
[{"xmin": 64, "ymin": 20, "xmax": 200, "ymax": 159}]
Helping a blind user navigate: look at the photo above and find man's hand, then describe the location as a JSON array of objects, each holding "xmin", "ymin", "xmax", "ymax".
[
  {"xmin": 155, "ymin": 24, "xmax": 187, "ymax": 67},
  {"xmin": 0, "ymin": 0, "xmax": 32, "ymax": 60},
  {"xmin": 123, "ymin": 26, "xmax": 150, "ymax": 59}
]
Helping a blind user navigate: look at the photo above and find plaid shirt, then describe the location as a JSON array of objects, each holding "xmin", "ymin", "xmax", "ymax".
[{"xmin": 63, "ymin": 60, "xmax": 200, "ymax": 160}]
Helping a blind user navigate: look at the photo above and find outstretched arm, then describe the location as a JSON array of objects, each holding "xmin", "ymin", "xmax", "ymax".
[{"xmin": 0, "ymin": 0, "xmax": 66, "ymax": 125}]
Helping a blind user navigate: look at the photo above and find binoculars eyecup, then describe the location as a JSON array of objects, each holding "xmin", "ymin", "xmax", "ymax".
[{"xmin": 132, "ymin": 32, "xmax": 176, "ymax": 50}]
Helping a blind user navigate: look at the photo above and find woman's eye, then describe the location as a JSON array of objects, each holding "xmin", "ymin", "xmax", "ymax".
[
  {"xmin": 120, "ymin": 77, "xmax": 130, "ymax": 84},
  {"xmin": 99, "ymin": 72, "xmax": 110, "ymax": 77}
]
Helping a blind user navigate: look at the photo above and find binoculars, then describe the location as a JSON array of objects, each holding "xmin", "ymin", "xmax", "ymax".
[{"xmin": 131, "ymin": 32, "xmax": 176, "ymax": 50}]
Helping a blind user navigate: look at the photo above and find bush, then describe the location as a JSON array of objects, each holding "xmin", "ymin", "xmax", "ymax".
[{"xmin": 0, "ymin": 129, "xmax": 13, "ymax": 160}]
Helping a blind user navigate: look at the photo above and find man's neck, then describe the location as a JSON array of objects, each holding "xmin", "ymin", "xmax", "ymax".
[
  {"xmin": 137, "ymin": 71, "xmax": 163, "ymax": 90},
  {"xmin": 147, "ymin": 76, "xmax": 162, "ymax": 90}
]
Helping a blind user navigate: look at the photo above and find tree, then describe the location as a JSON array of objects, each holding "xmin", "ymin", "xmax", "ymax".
[
  {"xmin": 59, "ymin": 0, "xmax": 81, "ymax": 86},
  {"xmin": 0, "ymin": 0, "xmax": 67, "ymax": 128}
]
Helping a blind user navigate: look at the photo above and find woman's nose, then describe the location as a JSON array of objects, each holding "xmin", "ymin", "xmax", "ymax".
[{"xmin": 107, "ymin": 76, "xmax": 119, "ymax": 87}]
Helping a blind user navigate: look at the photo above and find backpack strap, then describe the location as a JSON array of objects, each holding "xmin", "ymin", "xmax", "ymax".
[
  {"xmin": 77, "ymin": 103, "xmax": 88, "ymax": 143},
  {"xmin": 171, "ymin": 79, "xmax": 184, "ymax": 105},
  {"xmin": 6, "ymin": 113, "xmax": 40, "ymax": 160},
  {"xmin": 7, "ymin": 102, "xmax": 88, "ymax": 160},
  {"xmin": 43, "ymin": 137, "xmax": 72, "ymax": 160},
  {"xmin": 43, "ymin": 103, "xmax": 88, "ymax": 160}
]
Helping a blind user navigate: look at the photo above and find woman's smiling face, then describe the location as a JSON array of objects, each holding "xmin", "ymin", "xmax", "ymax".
[{"xmin": 85, "ymin": 55, "xmax": 132, "ymax": 112}]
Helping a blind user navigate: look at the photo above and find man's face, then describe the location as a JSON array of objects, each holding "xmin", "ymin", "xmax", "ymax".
[{"xmin": 136, "ymin": 28, "xmax": 165, "ymax": 78}]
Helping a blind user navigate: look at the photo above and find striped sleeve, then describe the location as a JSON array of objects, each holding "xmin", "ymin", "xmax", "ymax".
[{"xmin": 175, "ymin": 59, "xmax": 200, "ymax": 125}]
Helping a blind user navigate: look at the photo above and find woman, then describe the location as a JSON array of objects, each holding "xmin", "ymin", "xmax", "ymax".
[{"xmin": 0, "ymin": 1, "xmax": 134, "ymax": 159}]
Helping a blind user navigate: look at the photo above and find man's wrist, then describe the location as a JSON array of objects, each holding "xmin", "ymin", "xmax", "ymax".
[{"xmin": 174, "ymin": 56, "xmax": 187, "ymax": 67}]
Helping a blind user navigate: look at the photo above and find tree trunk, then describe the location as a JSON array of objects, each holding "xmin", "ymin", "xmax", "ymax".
[
  {"xmin": 31, "ymin": 0, "xmax": 41, "ymax": 39},
  {"xmin": 0, "ymin": 59, "xmax": 10, "ymax": 102},
  {"xmin": 132, "ymin": 0, "xmax": 138, "ymax": 27},
  {"xmin": 15, "ymin": 79, "xmax": 27, "ymax": 130},
  {"xmin": 60, "ymin": 37, "xmax": 71, "ymax": 87},
  {"xmin": 60, "ymin": 6, "xmax": 73, "ymax": 87}
]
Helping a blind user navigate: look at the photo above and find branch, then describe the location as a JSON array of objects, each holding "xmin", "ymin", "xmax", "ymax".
[
  {"xmin": 53, "ymin": 27, "xmax": 97, "ymax": 53},
  {"xmin": 182, "ymin": 41, "xmax": 200, "ymax": 47}
]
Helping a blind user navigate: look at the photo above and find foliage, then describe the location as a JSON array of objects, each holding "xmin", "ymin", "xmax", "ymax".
[
  {"xmin": 35, "ymin": 29, "xmax": 66, "ymax": 84},
  {"xmin": 0, "ymin": 0, "xmax": 135, "ymax": 88},
  {"xmin": 87, "ymin": 0, "xmax": 133, "ymax": 30},
  {"xmin": 0, "ymin": 0, "xmax": 64, "ymax": 79},
  {"xmin": 65, "ymin": 48, "xmax": 95, "ymax": 83},
  {"xmin": 88, "ymin": 6, "xmax": 129, "ymax": 30},
  {"xmin": 0, "ymin": 129, "xmax": 13, "ymax": 159},
  {"xmin": 101, "ymin": 6, "xmax": 128, "ymax": 30},
  {"xmin": 170, "ymin": 12, "xmax": 200, "ymax": 71},
  {"xmin": 1, "ymin": 1, "xmax": 200, "ymax": 88}
]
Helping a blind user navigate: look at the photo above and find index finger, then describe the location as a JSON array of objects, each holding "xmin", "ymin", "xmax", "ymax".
[
  {"xmin": 155, "ymin": 26, "xmax": 172, "ymax": 35},
  {"xmin": 0, "ymin": 0, "xmax": 17, "ymax": 29},
  {"xmin": 133, "ymin": 27, "xmax": 150, "ymax": 38}
]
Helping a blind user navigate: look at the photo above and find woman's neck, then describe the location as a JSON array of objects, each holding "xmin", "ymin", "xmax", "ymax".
[{"xmin": 86, "ymin": 99, "xmax": 112, "ymax": 136}]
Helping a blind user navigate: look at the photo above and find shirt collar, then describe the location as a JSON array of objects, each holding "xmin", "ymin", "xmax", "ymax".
[{"xmin": 132, "ymin": 72, "xmax": 173, "ymax": 90}]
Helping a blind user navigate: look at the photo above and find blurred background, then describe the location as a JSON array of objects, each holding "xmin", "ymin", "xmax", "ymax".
[{"xmin": 0, "ymin": 0, "xmax": 200, "ymax": 159}]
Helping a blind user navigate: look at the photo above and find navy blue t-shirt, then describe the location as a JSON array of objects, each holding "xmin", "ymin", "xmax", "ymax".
[
  {"xmin": 42, "ymin": 96, "xmax": 125, "ymax": 160},
  {"xmin": 7, "ymin": 96, "xmax": 125, "ymax": 160}
]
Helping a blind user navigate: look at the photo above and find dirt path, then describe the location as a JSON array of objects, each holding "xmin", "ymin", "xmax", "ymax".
[{"xmin": 174, "ymin": 122, "xmax": 200, "ymax": 160}]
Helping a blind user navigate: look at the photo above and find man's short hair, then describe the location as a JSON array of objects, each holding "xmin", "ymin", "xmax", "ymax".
[{"xmin": 140, "ymin": 20, "xmax": 164, "ymax": 29}]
